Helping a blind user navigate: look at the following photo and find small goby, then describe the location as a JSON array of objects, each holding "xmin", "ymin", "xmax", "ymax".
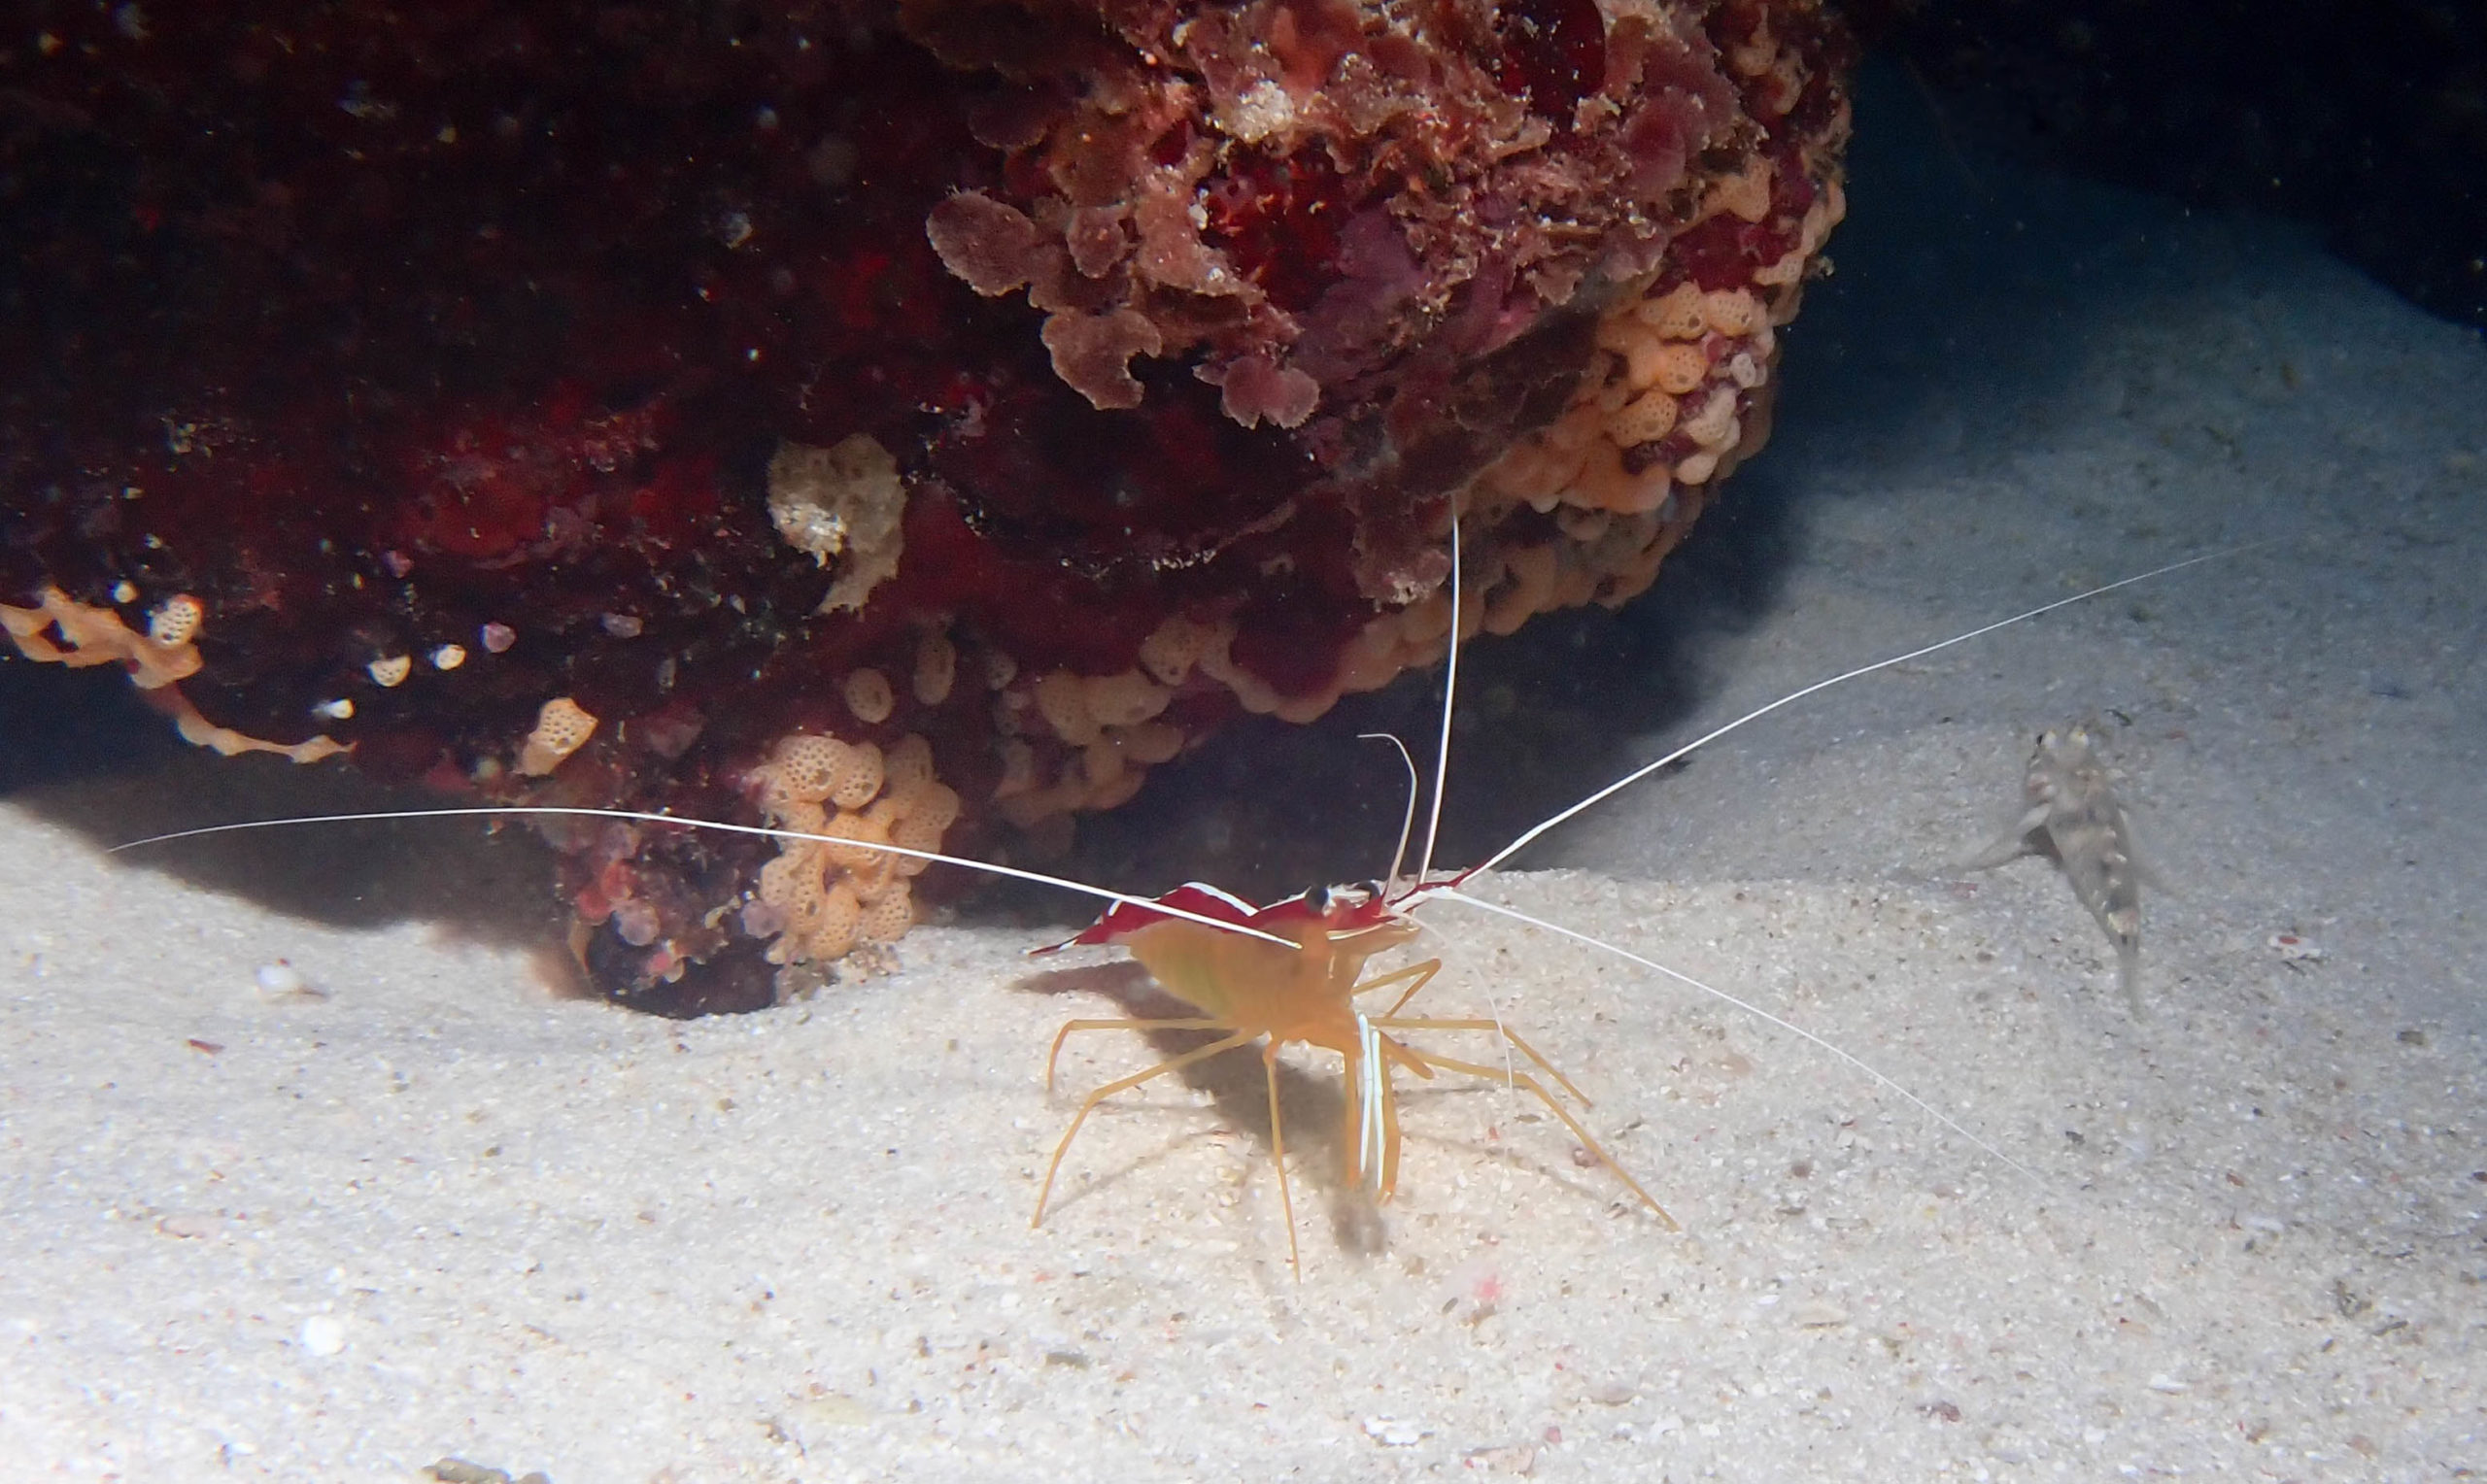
[{"xmin": 1963, "ymin": 724, "xmax": 2156, "ymax": 1013}]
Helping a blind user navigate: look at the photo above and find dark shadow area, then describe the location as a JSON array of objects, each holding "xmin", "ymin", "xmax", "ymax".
[
  {"xmin": 1032, "ymin": 469, "xmax": 1809, "ymax": 914},
  {"xmin": 1851, "ymin": 0, "xmax": 2487, "ymax": 332},
  {"xmin": 1761, "ymin": 58, "xmax": 2297, "ymax": 486},
  {"xmin": 0, "ymin": 653, "xmax": 188, "ymax": 793},
  {"xmin": 2, "ymin": 657, "xmax": 571, "ymax": 957}
]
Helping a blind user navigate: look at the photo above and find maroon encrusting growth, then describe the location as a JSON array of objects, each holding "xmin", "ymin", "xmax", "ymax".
[{"xmin": 0, "ymin": 0, "xmax": 1853, "ymax": 1012}]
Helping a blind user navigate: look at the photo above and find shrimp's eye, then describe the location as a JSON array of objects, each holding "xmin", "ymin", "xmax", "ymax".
[{"xmin": 1303, "ymin": 882, "xmax": 1377, "ymax": 919}]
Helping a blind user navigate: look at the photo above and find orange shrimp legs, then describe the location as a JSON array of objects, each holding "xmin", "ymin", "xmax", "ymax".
[{"xmin": 1025, "ymin": 880, "xmax": 1675, "ymax": 1277}]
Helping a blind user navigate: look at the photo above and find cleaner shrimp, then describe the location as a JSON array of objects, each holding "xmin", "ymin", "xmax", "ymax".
[{"xmin": 110, "ymin": 528, "xmax": 2260, "ymax": 1272}]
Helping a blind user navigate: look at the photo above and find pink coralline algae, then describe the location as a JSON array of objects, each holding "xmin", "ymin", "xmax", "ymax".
[{"xmin": 0, "ymin": 0, "xmax": 1853, "ymax": 1012}]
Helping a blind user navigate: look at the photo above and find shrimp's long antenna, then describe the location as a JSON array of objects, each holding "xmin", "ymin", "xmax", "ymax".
[
  {"xmin": 1356, "ymin": 731, "xmax": 1422, "ymax": 897},
  {"xmin": 1391, "ymin": 540, "xmax": 2279, "ymax": 1182},
  {"xmin": 1429, "ymin": 885, "xmax": 2038, "ymax": 1181},
  {"xmin": 1467, "ymin": 542, "xmax": 2274, "ymax": 881},
  {"xmin": 1394, "ymin": 508, "xmax": 1525, "ymax": 1093},
  {"xmin": 1412, "ymin": 507, "xmax": 1463, "ymax": 888},
  {"xmin": 113, "ymin": 806, "xmax": 1301, "ymax": 948}
]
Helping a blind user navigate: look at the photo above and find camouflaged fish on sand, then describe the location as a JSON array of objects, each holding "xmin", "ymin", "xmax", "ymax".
[{"xmin": 1964, "ymin": 724, "xmax": 2157, "ymax": 1012}]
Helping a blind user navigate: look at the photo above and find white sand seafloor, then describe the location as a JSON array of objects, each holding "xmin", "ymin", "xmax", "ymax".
[{"xmin": 5, "ymin": 73, "xmax": 2485, "ymax": 1483}]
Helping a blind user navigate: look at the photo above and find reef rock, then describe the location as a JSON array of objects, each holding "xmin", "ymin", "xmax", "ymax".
[{"xmin": 0, "ymin": 0, "xmax": 1853, "ymax": 1010}]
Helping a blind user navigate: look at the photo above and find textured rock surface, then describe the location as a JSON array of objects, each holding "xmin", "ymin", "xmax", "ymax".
[{"xmin": 0, "ymin": 0, "xmax": 1852, "ymax": 1010}]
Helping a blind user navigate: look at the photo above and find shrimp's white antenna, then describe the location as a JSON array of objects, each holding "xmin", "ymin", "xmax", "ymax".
[
  {"xmin": 1394, "ymin": 506, "xmax": 1524, "ymax": 1093},
  {"xmin": 113, "ymin": 807, "xmax": 1300, "ymax": 949},
  {"xmin": 1390, "ymin": 539, "xmax": 2283, "ymax": 1182},
  {"xmin": 1356, "ymin": 731, "xmax": 1421, "ymax": 897},
  {"xmin": 1468, "ymin": 542, "xmax": 2273, "ymax": 881},
  {"xmin": 1430, "ymin": 886, "xmax": 2037, "ymax": 1181}
]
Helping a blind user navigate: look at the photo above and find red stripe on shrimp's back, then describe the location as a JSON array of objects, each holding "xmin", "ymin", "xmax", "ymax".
[
  {"xmin": 1032, "ymin": 883, "xmax": 1268, "ymax": 954},
  {"xmin": 1032, "ymin": 881, "xmax": 1399, "ymax": 954}
]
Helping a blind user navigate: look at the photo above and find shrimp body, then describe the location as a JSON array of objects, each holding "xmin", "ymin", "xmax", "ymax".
[
  {"xmin": 1079, "ymin": 885, "xmax": 1415, "ymax": 1044},
  {"xmin": 1030, "ymin": 879, "xmax": 1673, "ymax": 1274}
]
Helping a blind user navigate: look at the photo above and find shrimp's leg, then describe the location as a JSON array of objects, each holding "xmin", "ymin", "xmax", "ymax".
[
  {"xmin": 1259, "ymin": 1041, "xmax": 1304, "ymax": 1278},
  {"xmin": 1359, "ymin": 958, "xmax": 1441, "ymax": 1018},
  {"xmin": 1034, "ymin": 1028, "xmax": 1257, "ymax": 1230},
  {"xmin": 1045, "ymin": 1017, "xmax": 1228, "ymax": 1093},
  {"xmin": 1377, "ymin": 1016, "xmax": 1595, "ymax": 1106},
  {"xmin": 1386, "ymin": 1043, "xmax": 1679, "ymax": 1230}
]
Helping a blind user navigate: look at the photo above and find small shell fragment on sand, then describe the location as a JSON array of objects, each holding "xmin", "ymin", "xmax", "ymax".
[{"xmin": 254, "ymin": 960, "xmax": 327, "ymax": 1000}]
